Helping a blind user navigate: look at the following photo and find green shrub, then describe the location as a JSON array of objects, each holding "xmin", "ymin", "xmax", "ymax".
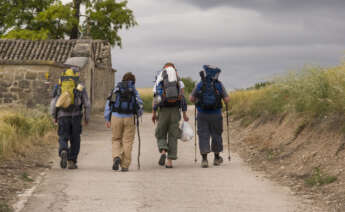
[{"xmin": 181, "ymin": 77, "xmax": 196, "ymax": 94}]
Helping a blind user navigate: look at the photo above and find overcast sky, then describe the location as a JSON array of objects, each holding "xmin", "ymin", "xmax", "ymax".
[{"xmin": 109, "ymin": 0, "xmax": 345, "ymax": 89}]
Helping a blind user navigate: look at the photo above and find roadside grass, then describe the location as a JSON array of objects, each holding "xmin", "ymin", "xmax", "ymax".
[
  {"xmin": 0, "ymin": 202, "xmax": 12, "ymax": 212},
  {"xmin": 229, "ymin": 63, "xmax": 345, "ymax": 124},
  {"xmin": 137, "ymin": 88, "xmax": 153, "ymax": 113},
  {"xmin": 0, "ymin": 107, "xmax": 55, "ymax": 159}
]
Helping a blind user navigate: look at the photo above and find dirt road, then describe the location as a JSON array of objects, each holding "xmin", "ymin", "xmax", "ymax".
[{"xmin": 19, "ymin": 112, "xmax": 322, "ymax": 212}]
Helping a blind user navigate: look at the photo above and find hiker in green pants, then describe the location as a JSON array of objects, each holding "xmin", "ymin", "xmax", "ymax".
[
  {"xmin": 152, "ymin": 62, "xmax": 189, "ymax": 168},
  {"xmin": 155, "ymin": 107, "xmax": 181, "ymax": 161}
]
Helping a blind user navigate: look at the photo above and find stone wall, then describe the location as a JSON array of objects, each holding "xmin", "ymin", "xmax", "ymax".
[
  {"xmin": 0, "ymin": 65, "xmax": 64, "ymax": 107},
  {"xmin": 0, "ymin": 63, "xmax": 114, "ymax": 111},
  {"xmin": 93, "ymin": 67, "xmax": 115, "ymax": 111}
]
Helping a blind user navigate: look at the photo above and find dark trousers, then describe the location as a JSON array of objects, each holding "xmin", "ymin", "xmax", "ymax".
[
  {"xmin": 197, "ymin": 112, "xmax": 223, "ymax": 154},
  {"xmin": 58, "ymin": 116, "xmax": 82, "ymax": 163}
]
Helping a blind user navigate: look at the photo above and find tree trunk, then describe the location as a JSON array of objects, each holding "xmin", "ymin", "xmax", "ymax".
[{"xmin": 70, "ymin": 0, "xmax": 81, "ymax": 39}]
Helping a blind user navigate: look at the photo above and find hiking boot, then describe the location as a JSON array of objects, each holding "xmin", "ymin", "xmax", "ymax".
[
  {"xmin": 121, "ymin": 168, "xmax": 129, "ymax": 172},
  {"xmin": 67, "ymin": 161, "xmax": 78, "ymax": 169},
  {"xmin": 213, "ymin": 156, "xmax": 223, "ymax": 166},
  {"xmin": 112, "ymin": 157, "xmax": 121, "ymax": 171},
  {"xmin": 60, "ymin": 150, "xmax": 67, "ymax": 169},
  {"xmin": 158, "ymin": 154, "xmax": 166, "ymax": 166},
  {"xmin": 201, "ymin": 159, "xmax": 208, "ymax": 168}
]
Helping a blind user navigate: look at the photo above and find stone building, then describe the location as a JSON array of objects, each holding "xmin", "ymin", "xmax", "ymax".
[{"xmin": 0, "ymin": 39, "xmax": 115, "ymax": 111}]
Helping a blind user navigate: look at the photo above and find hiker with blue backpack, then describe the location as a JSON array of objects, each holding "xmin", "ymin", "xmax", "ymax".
[
  {"xmin": 104, "ymin": 72, "xmax": 143, "ymax": 172},
  {"xmin": 190, "ymin": 65, "xmax": 230, "ymax": 168},
  {"xmin": 152, "ymin": 62, "xmax": 189, "ymax": 168}
]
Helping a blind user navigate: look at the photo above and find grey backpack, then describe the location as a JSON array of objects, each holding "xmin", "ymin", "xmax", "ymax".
[{"xmin": 162, "ymin": 70, "xmax": 180, "ymax": 105}]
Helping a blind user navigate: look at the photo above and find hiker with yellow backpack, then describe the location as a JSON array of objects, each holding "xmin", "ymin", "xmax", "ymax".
[{"xmin": 50, "ymin": 67, "xmax": 90, "ymax": 169}]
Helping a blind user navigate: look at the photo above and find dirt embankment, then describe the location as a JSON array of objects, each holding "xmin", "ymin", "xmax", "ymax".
[{"xmin": 231, "ymin": 115, "xmax": 345, "ymax": 212}]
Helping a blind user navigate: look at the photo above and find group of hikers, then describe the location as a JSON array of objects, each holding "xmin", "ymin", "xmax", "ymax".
[{"xmin": 50, "ymin": 63, "xmax": 229, "ymax": 171}]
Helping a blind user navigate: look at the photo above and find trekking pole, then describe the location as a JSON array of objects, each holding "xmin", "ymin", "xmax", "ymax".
[
  {"xmin": 194, "ymin": 106, "xmax": 197, "ymax": 163},
  {"xmin": 225, "ymin": 103, "xmax": 231, "ymax": 161},
  {"xmin": 136, "ymin": 115, "xmax": 141, "ymax": 169}
]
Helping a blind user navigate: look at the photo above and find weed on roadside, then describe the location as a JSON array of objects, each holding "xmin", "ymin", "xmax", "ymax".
[
  {"xmin": 21, "ymin": 172, "xmax": 33, "ymax": 182},
  {"xmin": 265, "ymin": 149, "xmax": 275, "ymax": 160},
  {"xmin": 305, "ymin": 167, "xmax": 337, "ymax": 187}
]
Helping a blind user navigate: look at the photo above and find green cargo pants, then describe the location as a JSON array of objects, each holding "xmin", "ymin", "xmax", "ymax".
[{"xmin": 155, "ymin": 106, "xmax": 181, "ymax": 160}]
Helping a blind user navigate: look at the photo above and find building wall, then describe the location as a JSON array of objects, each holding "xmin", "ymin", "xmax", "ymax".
[
  {"xmin": 0, "ymin": 65, "xmax": 64, "ymax": 107},
  {"xmin": 0, "ymin": 63, "xmax": 114, "ymax": 111},
  {"xmin": 79, "ymin": 58, "xmax": 93, "ymax": 102},
  {"xmin": 93, "ymin": 67, "xmax": 115, "ymax": 111}
]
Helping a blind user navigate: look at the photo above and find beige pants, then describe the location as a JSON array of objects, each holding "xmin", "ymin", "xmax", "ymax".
[{"xmin": 111, "ymin": 116, "xmax": 136, "ymax": 169}]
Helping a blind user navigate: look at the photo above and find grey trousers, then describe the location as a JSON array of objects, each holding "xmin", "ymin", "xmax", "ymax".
[{"xmin": 197, "ymin": 112, "xmax": 223, "ymax": 154}]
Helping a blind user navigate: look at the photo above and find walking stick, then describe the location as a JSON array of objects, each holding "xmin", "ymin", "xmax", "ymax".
[
  {"xmin": 194, "ymin": 106, "xmax": 197, "ymax": 163},
  {"xmin": 136, "ymin": 115, "xmax": 141, "ymax": 169},
  {"xmin": 225, "ymin": 104, "xmax": 231, "ymax": 161}
]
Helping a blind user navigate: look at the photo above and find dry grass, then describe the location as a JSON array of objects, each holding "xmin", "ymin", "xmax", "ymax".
[
  {"xmin": 0, "ymin": 107, "xmax": 55, "ymax": 159},
  {"xmin": 230, "ymin": 63, "xmax": 345, "ymax": 124},
  {"xmin": 137, "ymin": 88, "xmax": 153, "ymax": 96},
  {"xmin": 137, "ymin": 88, "xmax": 153, "ymax": 112}
]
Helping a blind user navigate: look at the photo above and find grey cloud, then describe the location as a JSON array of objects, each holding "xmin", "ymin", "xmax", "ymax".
[
  {"xmin": 112, "ymin": 42, "xmax": 344, "ymax": 89},
  {"xmin": 178, "ymin": 0, "xmax": 345, "ymax": 11},
  {"xmin": 110, "ymin": 0, "xmax": 345, "ymax": 90}
]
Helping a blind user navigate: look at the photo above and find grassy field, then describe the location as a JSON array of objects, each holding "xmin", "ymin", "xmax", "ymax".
[
  {"xmin": 0, "ymin": 107, "xmax": 55, "ymax": 159},
  {"xmin": 229, "ymin": 63, "xmax": 345, "ymax": 124},
  {"xmin": 137, "ymin": 87, "xmax": 194, "ymax": 112}
]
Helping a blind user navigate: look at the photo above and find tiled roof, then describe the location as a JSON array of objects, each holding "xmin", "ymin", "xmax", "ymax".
[{"xmin": 0, "ymin": 39, "xmax": 111, "ymax": 67}]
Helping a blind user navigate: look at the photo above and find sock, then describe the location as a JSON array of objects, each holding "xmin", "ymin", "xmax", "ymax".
[{"xmin": 202, "ymin": 154, "xmax": 207, "ymax": 160}]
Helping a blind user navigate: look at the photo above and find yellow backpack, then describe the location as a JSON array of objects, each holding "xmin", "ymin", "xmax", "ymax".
[{"xmin": 56, "ymin": 69, "xmax": 80, "ymax": 108}]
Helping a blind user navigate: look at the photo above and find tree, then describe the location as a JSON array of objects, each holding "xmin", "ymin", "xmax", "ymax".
[
  {"xmin": 181, "ymin": 77, "xmax": 196, "ymax": 94},
  {"xmin": 1, "ymin": 0, "xmax": 137, "ymax": 47},
  {"xmin": 0, "ymin": 0, "xmax": 55, "ymax": 35}
]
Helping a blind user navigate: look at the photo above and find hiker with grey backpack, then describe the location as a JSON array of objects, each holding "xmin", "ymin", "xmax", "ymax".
[
  {"xmin": 104, "ymin": 72, "xmax": 143, "ymax": 172},
  {"xmin": 190, "ymin": 65, "xmax": 230, "ymax": 168},
  {"xmin": 152, "ymin": 62, "xmax": 189, "ymax": 168}
]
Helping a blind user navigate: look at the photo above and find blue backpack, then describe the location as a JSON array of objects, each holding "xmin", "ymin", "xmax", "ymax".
[
  {"xmin": 110, "ymin": 81, "xmax": 138, "ymax": 114},
  {"xmin": 196, "ymin": 65, "xmax": 223, "ymax": 111}
]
